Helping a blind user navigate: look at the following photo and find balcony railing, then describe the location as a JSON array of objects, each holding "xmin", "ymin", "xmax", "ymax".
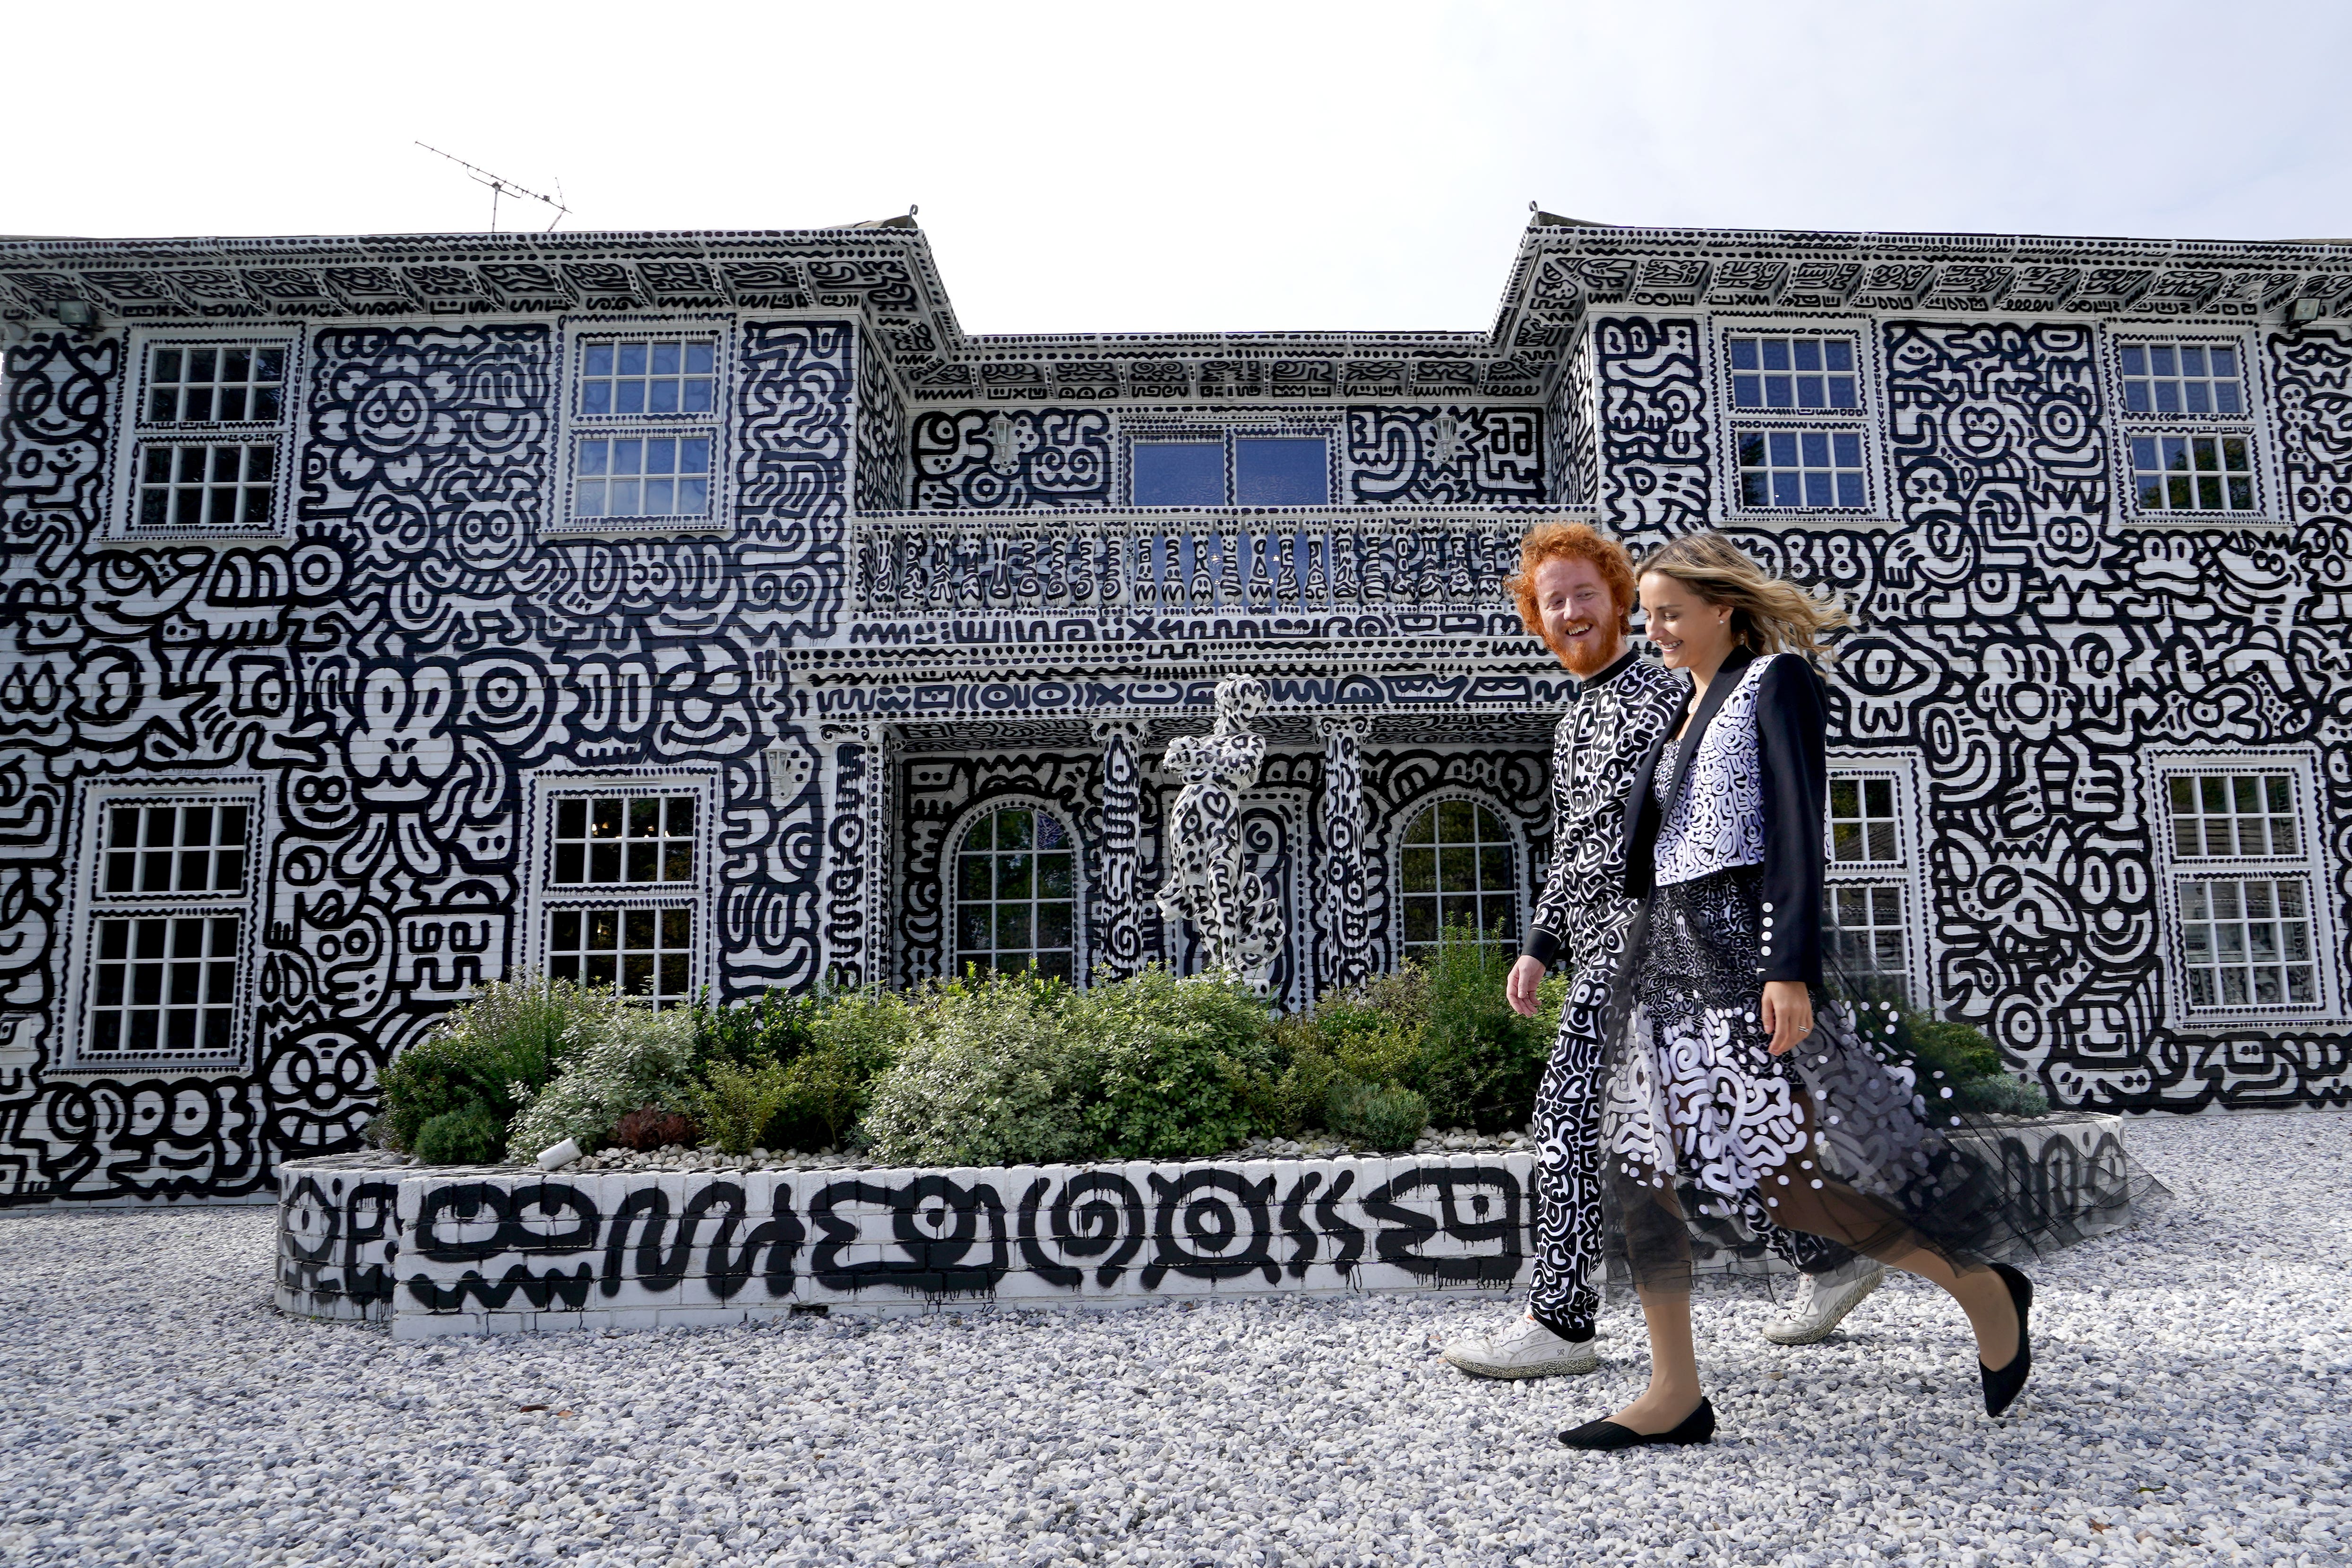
[{"xmin": 853, "ymin": 506, "xmax": 1585, "ymax": 617}]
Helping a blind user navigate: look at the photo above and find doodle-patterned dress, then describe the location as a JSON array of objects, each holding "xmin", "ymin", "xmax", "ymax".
[{"xmin": 1599, "ymin": 648, "xmax": 2159, "ymax": 1288}]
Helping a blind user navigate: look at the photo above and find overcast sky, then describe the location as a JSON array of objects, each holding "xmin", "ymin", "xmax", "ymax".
[{"xmin": 12, "ymin": 0, "xmax": 2349, "ymax": 335}]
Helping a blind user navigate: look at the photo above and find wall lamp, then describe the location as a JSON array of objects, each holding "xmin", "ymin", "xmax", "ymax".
[{"xmin": 53, "ymin": 300, "xmax": 96, "ymax": 329}]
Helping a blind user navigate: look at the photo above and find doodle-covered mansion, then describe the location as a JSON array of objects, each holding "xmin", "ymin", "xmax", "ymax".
[{"xmin": 2, "ymin": 218, "xmax": 2348, "ymax": 1205}]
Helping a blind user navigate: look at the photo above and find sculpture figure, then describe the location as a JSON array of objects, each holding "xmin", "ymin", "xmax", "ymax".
[{"xmin": 1155, "ymin": 676, "xmax": 1284, "ymax": 990}]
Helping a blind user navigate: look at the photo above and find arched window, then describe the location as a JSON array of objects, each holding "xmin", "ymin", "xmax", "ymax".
[
  {"xmin": 953, "ymin": 805, "xmax": 1078, "ymax": 983},
  {"xmin": 1398, "ymin": 799, "xmax": 1520, "ymax": 960}
]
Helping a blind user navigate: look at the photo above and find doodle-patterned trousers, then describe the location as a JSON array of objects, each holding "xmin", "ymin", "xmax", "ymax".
[{"xmin": 1525, "ymin": 965, "xmax": 1613, "ymax": 1342}]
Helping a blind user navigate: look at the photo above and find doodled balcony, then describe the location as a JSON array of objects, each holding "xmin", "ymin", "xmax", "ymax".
[{"xmin": 851, "ymin": 505, "xmax": 1594, "ymax": 620}]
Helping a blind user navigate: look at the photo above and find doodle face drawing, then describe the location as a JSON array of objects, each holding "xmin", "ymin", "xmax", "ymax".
[{"xmin": 2, "ymin": 222, "xmax": 2349, "ymax": 1205}]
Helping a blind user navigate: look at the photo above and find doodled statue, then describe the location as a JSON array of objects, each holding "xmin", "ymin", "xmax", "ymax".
[{"xmin": 1156, "ymin": 677, "xmax": 1284, "ymax": 990}]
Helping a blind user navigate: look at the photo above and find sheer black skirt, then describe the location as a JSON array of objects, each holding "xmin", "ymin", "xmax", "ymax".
[{"xmin": 1599, "ymin": 866, "xmax": 2165, "ymax": 1296}]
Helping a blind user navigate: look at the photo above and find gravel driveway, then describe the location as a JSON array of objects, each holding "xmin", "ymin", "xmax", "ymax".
[{"xmin": 3, "ymin": 1111, "xmax": 2345, "ymax": 1567}]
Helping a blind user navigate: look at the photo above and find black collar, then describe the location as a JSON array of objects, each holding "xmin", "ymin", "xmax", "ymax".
[{"xmin": 1659, "ymin": 646, "xmax": 1759, "ymax": 818}]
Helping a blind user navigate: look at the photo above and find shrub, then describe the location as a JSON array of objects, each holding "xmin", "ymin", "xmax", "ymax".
[
  {"xmin": 761, "ymin": 987, "xmax": 911, "ymax": 1151},
  {"xmin": 410, "ymin": 1103, "xmax": 507, "ymax": 1165},
  {"xmin": 611, "ymin": 1104, "xmax": 701, "ymax": 1152},
  {"xmin": 506, "ymin": 1003, "xmax": 698, "ymax": 1157},
  {"xmin": 1325, "ymin": 1078, "xmax": 1430, "ymax": 1150},
  {"xmin": 687, "ymin": 1061, "xmax": 796, "ymax": 1155},
  {"xmin": 1414, "ymin": 924, "xmax": 1547, "ymax": 1132},
  {"xmin": 1247, "ymin": 1015, "xmax": 1345, "ymax": 1138},
  {"xmin": 379, "ymin": 976, "xmax": 603, "ymax": 1160},
  {"xmin": 1956, "ymin": 1074, "xmax": 2051, "ymax": 1117},
  {"xmin": 860, "ymin": 970, "xmax": 1103, "ymax": 1167},
  {"xmin": 691, "ymin": 990, "xmax": 818, "ymax": 1076},
  {"xmin": 1077, "ymin": 966, "xmax": 1273, "ymax": 1160}
]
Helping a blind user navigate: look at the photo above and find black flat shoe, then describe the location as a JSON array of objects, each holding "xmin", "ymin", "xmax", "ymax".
[
  {"xmin": 1558, "ymin": 1397, "xmax": 1715, "ymax": 1451},
  {"xmin": 1979, "ymin": 1263, "xmax": 2033, "ymax": 1417}
]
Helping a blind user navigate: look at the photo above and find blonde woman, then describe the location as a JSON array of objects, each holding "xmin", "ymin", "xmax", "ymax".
[{"xmin": 1560, "ymin": 533, "xmax": 2055, "ymax": 1451}]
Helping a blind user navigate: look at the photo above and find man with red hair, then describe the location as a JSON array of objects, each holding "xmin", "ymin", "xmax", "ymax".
[{"xmin": 1445, "ymin": 524, "xmax": 1879, "ymax": 1379}]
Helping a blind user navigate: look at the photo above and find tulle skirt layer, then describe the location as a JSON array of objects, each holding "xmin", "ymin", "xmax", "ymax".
[{"xmin": 1599, "ymin": 866, "xmax": 2165, "ymax": 1295}]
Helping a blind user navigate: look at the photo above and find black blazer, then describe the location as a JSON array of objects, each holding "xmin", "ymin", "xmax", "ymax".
[{"xmin": 1620, "ymin": 648, "xmax": 1829, "ymax": 986}]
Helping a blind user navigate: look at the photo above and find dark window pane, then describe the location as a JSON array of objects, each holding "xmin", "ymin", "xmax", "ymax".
[
  {"xmin": 1133, "ymin": 443, "xmax": 1224, "ymax": 506},
  {"xmin": 1234, "ymin": 438, "xmax": 1328, "ymax": 505}
]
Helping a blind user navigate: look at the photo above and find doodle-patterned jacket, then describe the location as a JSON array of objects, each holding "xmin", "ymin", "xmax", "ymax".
[
  {"xmin": 1520, "ymin": 649, "xmax": 1686, "ymax": 976},
  {"xmin": 1622, "ymin": 648, "xmax": 1830, "ymax": 987}
]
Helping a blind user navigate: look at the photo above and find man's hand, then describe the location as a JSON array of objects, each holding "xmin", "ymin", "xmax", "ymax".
[
  {"xmin": 1761, "ymin": 980, "xmax": 1812, "ymax": 1056},
  {"xmin": 1507, "ymin": 955, "xmax": 1547, "ymax": 1018}
]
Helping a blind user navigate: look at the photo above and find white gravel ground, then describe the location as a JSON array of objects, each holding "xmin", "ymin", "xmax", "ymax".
[{"xmin": 2, "ymin": 1111, "xmax": 2345, "ymax": 1568}]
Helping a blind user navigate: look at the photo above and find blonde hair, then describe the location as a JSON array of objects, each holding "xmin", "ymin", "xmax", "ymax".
[{"xmin": 1637, "ymin": 531, "xmax": 1850, "ymax": 658}]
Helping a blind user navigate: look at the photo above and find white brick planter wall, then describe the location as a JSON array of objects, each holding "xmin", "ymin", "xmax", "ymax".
[{"xmin": 276, "ymin": 1114, "xmax": 2143, "ymax": 1338}]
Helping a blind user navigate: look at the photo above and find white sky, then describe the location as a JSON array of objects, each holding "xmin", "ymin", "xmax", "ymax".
[{"xmin": 10, "ymin": 0, "xmax": 2349, "ymax": 335}]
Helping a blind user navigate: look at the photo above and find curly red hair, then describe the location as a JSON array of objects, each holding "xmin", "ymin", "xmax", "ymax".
[{"xmin": 1504, "ymin": 521, "xmax": 1637, "ymax": 649}]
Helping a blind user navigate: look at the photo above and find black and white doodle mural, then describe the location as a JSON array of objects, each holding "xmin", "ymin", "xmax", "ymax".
[
  {"xmin": 5, "ymin": 223, "xmax": 2351, "ymax": 1206},
  {"xmin": 277, "ymin": 1112, "xmax": 2146, "ymax": 1332}
]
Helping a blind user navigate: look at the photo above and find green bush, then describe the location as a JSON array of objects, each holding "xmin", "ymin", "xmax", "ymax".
[
  {"xmin": 1247, "ymin": 1015, "xmax": 1346, "ymax": 1138},
  {"xmin": 1325, "ymin": 1077, "xmax": 1430, "ymax": 1150},
  {"xmin": 506, "ymin": 1002, "xmax": 698, "ymax": 1157},
  {"xmin": 859, "ymin": 970, "xmax": 1102, "ymax": 1167},
  {"xmin": 379, "ymin": 976, "xmax": 603, "ymax": 1160},
  {"xmin": 411, "ymin": 1103, "xmax": 507, "ymax": 1165},
  {"xmin": 1414, "ymin": 924, "xmax": 1547, "ymax": 1132},
  {"xmin": 687, "ymin": 1060, "xmax": 798, "ymax": 1155},
  {"xmin": 691, "ymin": 990, "xmax": 818, "ymax": 1075},
  {"xmin": 1956, "ymin": 1074, "xmax": 2051, "ymax": 1117},
  {"xmin": 761, "ymin": 987, "xmax": 911, "ymax": 1151},
  {"xmin": 1839, "ymin": 983, "xmax": 2048, "ymax": 1120},
  {"xmin": 1077, "ymin": 966, "xmax": 1272, "ymax": 1160}
]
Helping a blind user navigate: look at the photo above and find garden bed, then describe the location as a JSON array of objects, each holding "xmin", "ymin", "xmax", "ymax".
[{"xmin": 275, "ymin": 1111, "xmax": 2143, "ymax": 1338}]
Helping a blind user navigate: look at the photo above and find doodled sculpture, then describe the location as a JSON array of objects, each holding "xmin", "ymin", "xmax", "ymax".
[{"xmin": 1156, "ymin": 677, "xmax": 1285, "ymax": 991}]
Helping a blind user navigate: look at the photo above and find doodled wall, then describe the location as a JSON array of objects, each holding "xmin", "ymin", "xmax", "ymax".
[{"xmin": 3, "ymin": 224, "xmax": 2350, "ymax": 1207}]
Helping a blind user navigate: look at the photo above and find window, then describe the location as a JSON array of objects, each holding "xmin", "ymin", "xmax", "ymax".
[
  {"xmin": 1739, "ymin": 431, "xmax": 1865, "ymax": 509},
  {"xmin": 580, "ymin": 341, "xmax": 714, "ymax": 416},
  {"xmin": 2128, "ymin": 434, "xmax": 2256, "ymax": 514},
  {"xmin": 104, "ymin": 803, "xmax": 249, "ymax": 894},
  {"xmin": 953, "ymin": 806, "xmax": 1077, "ymax": 982},
  {"xmin": 76, "ymin": 789, "xmax": 258, "ymax": 1067},
  {"xmin": 1820, "ymin": 763, "xmax": 1929, "ymax": 1003},
  {"xmin": 532, "ymin": 778, "xmax": 713, "ymax": 1008},
  {"xmin": 547, "ymin": 908, "xmax": 694, "ymax": 1005},
  {"xmin": 91, "ymin": 915, "xmax": 241, "ymax": 1055},
  {"xmin": 552, "ymin": 796, "xmax": 696, "ymax": 885},
  {"xmin": 575, "ymin": 435, "xmax": 713, "ymax": 521},
  {"xmin": 1130, "ymin": 432, "xmax": 1330, "ymax": 506},
  {"xmin": 145, "ymin": 345, "xmax": 285, "ymax": 423},
  {"xmin": 2114, "ymin": 336, "xmax": 2261, "ymax": 519},
  {"xmin": 2121, "ymin": 342, "xmax": 2244, "ymax": 416},
  {"xmin": 566, "ymin": 335, "xmax": 721, "ymax": 528},
  {"xmin": 138, "ymin": 443, "xmax": 277, "ymax": 530},
  {"xmin": 2178, "ymin": 880, "xmax": 2314, "ymax": 1008},
  {"xmin": 1729, "ymin": 335, "xmax": 1857, "ymax": 411},
  {"xmin": 2152, "ymin": 759, "xmax": 2336, "ymax": 1022},
  {"xmin": 1827, "ymin": 776, "xmax": 1899, "ymax": 866},
  {"xmin": 124, "ymin": 337, "xmax": 295, "ymax": 536},
  {"xmin": 1398, "ymin": 800, "xmax": 1519, "ymax": 958}
]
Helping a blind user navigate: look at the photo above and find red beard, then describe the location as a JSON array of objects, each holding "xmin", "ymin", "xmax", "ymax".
[{"xmin": 1554, "ymin": 620, "xmax": 1624, "ymax": 677}]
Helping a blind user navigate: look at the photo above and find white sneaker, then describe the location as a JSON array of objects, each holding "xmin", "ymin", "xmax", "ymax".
[
  {"xmin": 1762, "ymin": 1255, "xmax": 1886, "ymax": 1345},
  {"xmin": 1443, "ymin": 1313, "xmax": 1599, "ymax": 1379}
]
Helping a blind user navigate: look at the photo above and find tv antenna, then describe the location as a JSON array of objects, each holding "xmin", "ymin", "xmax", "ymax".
[{"xmin": 416, "ymin": 142, "xmax": 569, "ymax": 232}]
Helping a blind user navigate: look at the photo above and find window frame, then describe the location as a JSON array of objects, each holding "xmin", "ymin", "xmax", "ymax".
[
  {"xmin": 2105, "ymin": 327, "xmax": 2280, "ymax": 527},
  {"xmin": 940, "ymin": 794, "xmax": 1087, "ymax": 988},
  {"xmin": 1820, "ymin": 752, "xmax": 1936, "ymax": 1012},
  {"xmin": 61, "ymin": 779, "xmax": 267, "ymax": 1071},
  {"xmin": 2143, "ymin": 748, "xmax": 2343, "ymax": 1029},
  {"xmin": 521, "ymin": 769, "xmax": 720, "ymax": 1007},
  {"xmin": 1390, "ymin": 789, "xmax": 1527, "ymax": 964},
  {"xmin": 1713, "ymin": 322, "xmax": 1882, "ymax": 522},
  {"xmin": 551, "ymin": 317, "xmax": 732, "ymax": 537},
  {"xmin": 110, "ymin": 328, "xmax": 302, "ymax": 542},
  {"xmin": 1122, "ymin": 418, "xmax": 1341, "ymax": 508}
]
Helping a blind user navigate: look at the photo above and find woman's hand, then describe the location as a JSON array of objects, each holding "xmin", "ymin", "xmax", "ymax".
[
  {"xmin": 1507, "ymin": 955, "xmax": 1547, "ymax": 1018},
  {"xmin": 1761, "ymin": 980, "xmax": 1812, "ymax": 1056}
]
